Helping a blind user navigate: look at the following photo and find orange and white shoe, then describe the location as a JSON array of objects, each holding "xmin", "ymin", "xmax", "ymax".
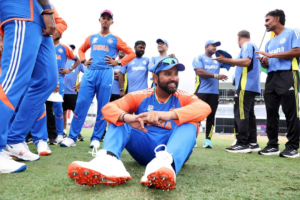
[
  {"xmin": 140, "ymin": 145, "xmax": 176, "ymax": 191},
  {"xmin": 67, "ymin": 149, "xmax": 131, "ymax": 187},
  {"xmin": 36, "ymin": 140, "xmax": 52, "ymax": 156},
  {"xmin": 3, "ymin": 142, "xmax": 40, "ymax": 161}
]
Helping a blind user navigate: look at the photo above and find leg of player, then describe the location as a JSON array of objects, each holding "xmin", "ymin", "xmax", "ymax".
[
  {"xmin": 46, "ymin": 101, "xmax": 57, "ymax": 145},
  {"xmin": 248, "ymin": 100, "xmax": 261, "ymax": 152},
  {"xmin": 53, "ymin": 81, "xmax": 65, "ymax": 143}
]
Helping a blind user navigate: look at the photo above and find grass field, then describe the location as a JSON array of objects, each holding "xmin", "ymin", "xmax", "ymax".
[{"xmin": 1, "ymin": 128, "xmax": 300, "ymax": 200}]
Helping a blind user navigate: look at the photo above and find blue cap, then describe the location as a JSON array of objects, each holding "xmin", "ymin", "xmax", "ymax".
[
  {"xmin": 205, "ymin": 40, "xmax": 221, "ymax": 48},
  {"xmin": 156, "ymin": 39, "xmax": 169, "ymax": 46},
  {"xmin": 215, "ymin": 50, "xmax": 232, "ymax": 71},
  {"xmin": 153, "ymin": 57, "xmax": 185, "ymax": 74},
  {"xmin": 68, "ymin": 44, "xmax": 76, "ymax": 49}
]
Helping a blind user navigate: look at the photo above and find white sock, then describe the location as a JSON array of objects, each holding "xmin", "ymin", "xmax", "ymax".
[{"xmin": 63, "ymin": 129, "xmax": 66, "ymax": 133}]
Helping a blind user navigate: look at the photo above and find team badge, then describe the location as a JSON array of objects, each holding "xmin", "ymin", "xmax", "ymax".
[
  {"xmin": 214, "ymin": 60, "xmax": 218, "ymax": 64},
  {"xmin": 107, "ymin": 39, "xmax": 113, "ymax": 44},
  {"xmin": 143, "ymin": 61, "xmax": 147, "ymax": 65},
  {"xmin": 147, "ymin": 105, "xmax": 154, "ymax": 112},
  {"xmin": 280, "ymin": 38, "xmax": 286, "ymax": 44},
  {"xmin": 131, "ymin": 61, "xmax": 135, "ymax": 65},
  {"xmin": 92, "ymin": 38, "xmax": 98, "ymax": 44},
  {"xmin": 58, "ymin": 48, "xmax": 63, "ymax": 53}
]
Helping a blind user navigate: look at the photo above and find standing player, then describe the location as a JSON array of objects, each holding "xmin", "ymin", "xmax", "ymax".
[
  {"xmin": 213, "ymin": 30, "xmax": 261, "ymax": 153},
  {"xmin": 66, "ymin": 57, "xmax": 211, "ymax": 190},
  {"xmin": 256, "ymin": 9, "xmax": 300, "ymax": 158},
  {"xmin": 60, "ymin": 10, "xmax": 136, "ymax": 148},
  {"xmin": 119, "ymin": 41, "xmax": 149, "ymax": 96},
  {"xmin": 63, "ymin": 44, "xmax": 85, "ymax": 141},
  {"xmin": 0, "ymin": 1, "xmax": 58, "ymax": 173},
  {"xmin": 110, "ymin": 50, "xmax": 126, "ymax": 101},
  {"xmin": 192, "ymin": 40, "xmax": 228, "ymax": 148}
]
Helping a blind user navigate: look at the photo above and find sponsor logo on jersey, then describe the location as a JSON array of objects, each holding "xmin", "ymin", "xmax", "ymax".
[
  {"xmin": 147, "ymin": 105, "xmax": 154, "ymax": 112},
  {"xmin": 92, "ymin": 38, "xmax": 98, "ymax": 44},
  {"xmin": 107, "ymin": 38, "xmax": 113, "ymax": 44},
  {"xmin": 131, "ymin": 61, "xmax": 135, "ymax": 65},
  {"xmin": 143, "ymin": 60, "xmax": 147, "ymax": 65},
  {"xmin": 132, "ymin": 66, "xmax": 147, "ymax": 71},
  {"xmin": 204, "ymin": 65, "xmax": 218, "ymax": 69},
  {"xmin": 269, "ymin": 47, "xmax": 285, "ymax": 54},
  {"xmin": 280, "ymin": 38, "xmax": 286, "ymax": 44},
  {"xmin": 93, "ymin": 45, "xmax": 109, "ymax": 52}
]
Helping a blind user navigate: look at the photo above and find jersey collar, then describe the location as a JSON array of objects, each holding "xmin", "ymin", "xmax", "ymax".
[
  {"xmin": 99, "ymin": 32, "xmax": 111, "ymax": 37},
  {"xmin": 154, "ymin": 88, "xmax": 172, "ymax": 104}
]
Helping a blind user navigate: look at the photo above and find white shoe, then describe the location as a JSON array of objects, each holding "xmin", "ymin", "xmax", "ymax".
[
  {"xmin": 56, "ymin": 135, "xmax": 64, "ymax": 144},
  {"xmin": 36, "ymin": 140, "xmax": 52, "ymax": 156},
  {"xmin": 3, "ymin": 143, "xmax": 40, "ymax": 161},
  {"xmin": 231, "ymin": 139, "xmax": 237, "ymax": 147},
  {"xmin": 90, "ymin": 140, "xmax": 100, "ymax": 149},
  {"xmin": 0, "ymin": 152, "xmax": 27, "ymax": 173},
  {"xmin": 60, "ymin": 138, "xmax": 76, "ymax": 147},
  {"xmin": 67, "ymin": 149, "xmax": 131, "ymax": 186},
  {"xmin": 140, "ymin": 144, "xmax": 176, "ymax": 191}
]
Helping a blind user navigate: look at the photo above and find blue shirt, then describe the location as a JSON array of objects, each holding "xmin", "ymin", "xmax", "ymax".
[
  {"xmin": 120, "ymin": 57, "xmax": 150, "ymax": 93},
  {"xmin": 112, "ymin": 66, "xmax": 121, "ymax": 95},
  {"xmin": 55, "ymin": 44, "xmax": 77, "ymax": 79},
  {"xmin": 235, "ymin": 42, "xmax": 261, "ymax": 94},
  {"xmin": 64, "ymin": 60, "xmax": 85, "ymax": 95},
  {"xmin": 192, "ymin": 54, "xmax": 222, "ymax": 94},
  {"xmin": 265, "ymin": 28, "xmax": 300, "ymax": 73}
]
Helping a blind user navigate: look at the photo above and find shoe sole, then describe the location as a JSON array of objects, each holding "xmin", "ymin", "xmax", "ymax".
[
  {"xmin": 60, "ymin": 143, "xmax": 76, "ymax": 147},
  {"xmin": 279, "ymin": 153, "xmax": 300, "ymax": 158},
  {"xmin": 226, "ymin": 149, "xmax": 252, "ymax": 153},
  {"xmin": 141, "ymin": 167, "xmax": 175, "ymax": 191},
  {"xmin": 250, "ymin": 148, "xmax": 261, "ymax": 152},
  {"xmin": 258, "ymin": 151, "xmax": 280, "ymax": 156},
  {"xmin": 1, "ymin": 165, "xmax": 27, "ymax": 173},
  {"xmin": 67, "ymin": 163, "xmax": 131, "ymax": 186},
  {"xmin": 39, "ymin": 151, "xmax": 52, "ymax": 156},
  {"xmin": 10, "ymin": 155, "xmax": 40, "ymax": 161}
]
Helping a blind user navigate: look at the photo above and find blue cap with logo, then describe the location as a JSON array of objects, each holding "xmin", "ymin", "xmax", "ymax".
[
  {"xmin": 156, "ymin": 38, "xmax": 169, "ymax": 46},
  {"xmin": 153, "ymin": 57, "xmax": 185, "ymax": 74},
  {"xmin": 205, "ymin": 40, "xmax": 221, "ymax": 48},
  {"xmin": 215, "ymin": 50, "xmax": 232, "ymax": 71}
]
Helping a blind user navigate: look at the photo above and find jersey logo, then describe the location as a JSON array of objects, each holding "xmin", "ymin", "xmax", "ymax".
[
  {"xmin": 56, "ymin": 54, "xmax": 61, "ymax": 60},
  {"xmin": 107, "ymin": 39, "xmax": 113, "ymax": 44},
  {"xmin": 132, "ymin": 66, "xmax": 147, "ymax": 71},
  {"xmin": 92, "ymin": 38, "xmax": 98, "ymax": 44},
  {"xmin": 147, "ymin": 105, "xmax": 154, "ymax": 112},
  {"xmin": 170, "ymin": 106, "xmax": 176, "ymax": 111},
  {"xmin": 93, "ymin": 45, "xmax": 109, "ymax": 52},
  {"xmin": 280, "ymin": 38, "xmax": 286, "ymax": 44},
  {"xmin": 131, "ymin": 61, "xmax": 135, "ymax": 64},
  {"xmin": 156, "ymin": 121, "xmax": 172, "ymax": 130},
  {"xmin": 58, "ymin": 48, "xmax": 63, "ymax": 53},
  {"xmin": 213, "ymin": 60, "xmax": 218, "ymax": 64},
  {"xmin": 269, "ymin": 47, "xmax": 284, "ymax": 54},
  {"xmin": 143, "ymin": 60, "xmax": 147, "ymax": 65},
  {"xmin": 204, "ymin": 65, "xmax": 218, "ymax": 69}
]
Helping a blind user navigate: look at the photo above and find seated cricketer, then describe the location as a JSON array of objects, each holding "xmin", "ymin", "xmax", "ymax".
[{"xmin": 66, "ymin": 57, "xmax": 211, "ymax": 191}]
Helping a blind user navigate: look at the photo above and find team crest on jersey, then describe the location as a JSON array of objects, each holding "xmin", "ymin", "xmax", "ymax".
[
  {"xmin": 280, "ymin": 38, "xmax": 286, "ymax": 44},
  {"xmin": 107, "ymin": 39, "xmax": 113, "ymax": 44},
  {"xmin": 58, "ymin": 48, "xmax": 63, "ymax": 53},
  {"xmin": 92, "ymin": 38, "xmax": 98, "ymax": 44},
  {"xmin": 170, "ymin": 105, "xmax": 176, "ymax": 111},
  {"xmin": 213, "ymin": 60, "xmax": 218, "ymax": 64},
  {"xmin": 147, "ymin": 105, "xmax": 154, "ymax": 112},
  {"xmin": 143, "ymin": 60, "xmax": 147, "ymax": 65},
  {"xmin": 131, "ymin": 61, "xmax": 135, "ymax": 65}
]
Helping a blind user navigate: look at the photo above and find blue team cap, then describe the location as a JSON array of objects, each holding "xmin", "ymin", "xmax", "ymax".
[
  {"xmin": 215, "ymin": 50, "xmax": 232, "ymax": 71},
  {"xmin": 156, "ymin": 39, "xmax": 169, "ymax": 46},
  {"xmin": 153, "ymin": 57, "xmax": 185, "ymax": 74},
  {"xmin": 68, "ymin": 44, "xmax": 76, "ymax": 50},
  {"xmin": 205, "ymin": 40, "xmax": 221, "ymax": 48}
]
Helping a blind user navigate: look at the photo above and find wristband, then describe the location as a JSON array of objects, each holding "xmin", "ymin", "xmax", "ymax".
[
  {"xmin": 41, "ymin": 12, "xmax": 54, "ymax": 15},
  {"xmin": 69, "ymin": 67, "xmax": 74, "ymax": 71},
  {"xmin": 214, "ymin": 74, "xmax": 218, "ymax": 79},
  {"xmin": 81, "ymin": 59, "xmax": 86, "ymax": 64},
  {"xmin": 121, "ymin": 113, "xmax": 128, "ymax": 122}
]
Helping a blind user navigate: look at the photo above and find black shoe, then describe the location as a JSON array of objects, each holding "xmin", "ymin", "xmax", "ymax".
[
  {"xmin": 26, "ymin": 137, "xmax": 33, "ymax": 144},
  {"xmin": 249, "ymin": 144, "xmax": 261, "ymax": 152},
  {"xmin": 258, "ymin": 146, "xmax": 280, "ymax": 155},
  {"xmin": 49, "ymin": 138, "xmax": 57, "ymax": 145},
  {"xmin": 279, "ymin": 148, "xmax": 300, "ymax": 158},
  {"xmin": 63, "ymin": 132, "xmax": 68, "ymax": 138},
  {"xmin": 77, "ymin": 134, "xmax": 84, "ymax": 141},
  {"xmin": 225, "ymin": 144, "xmax": 251, "ymax": 153}
]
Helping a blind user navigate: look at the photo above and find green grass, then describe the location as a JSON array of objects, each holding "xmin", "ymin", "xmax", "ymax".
[{"xmin": 1, "ymin": 128, "xmax": 300, "ymax": 200}]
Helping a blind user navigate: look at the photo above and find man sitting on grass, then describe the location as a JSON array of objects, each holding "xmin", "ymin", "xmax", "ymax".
[{"xmin": 67, "ymin": 57, "xmax": 211, "ymax": 191}]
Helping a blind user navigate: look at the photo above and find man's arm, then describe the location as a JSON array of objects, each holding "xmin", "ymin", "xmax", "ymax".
[
  {"xmin": 193, "ymin": 56, "xmax": 227, "ymax": 80},
  {"xmin": 38, "ymin": 1, "xmax": 56, "ymax": 36},
  {"xmin": 119, "ymin": 72, "xmax": 125, "ymax": 97},
  {"xmin": 78, "ymin": 36, "xmax": 92, "ymax": 65},
  {"xmin": 116, "ymin": 36, "xmax": 136, "ymax": 66},
  {"xmin": 256, "ymin": 48, "xmax": 300, "ymax": 59},
  {"xmin": 213, "ymin": 57, "xmax": 251, "ymax": 67}
]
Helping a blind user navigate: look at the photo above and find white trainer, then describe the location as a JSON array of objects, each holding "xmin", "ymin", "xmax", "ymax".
[
  {"xmin": 60, "ymin": 138, "xmax": 76, "ymax": 147},
  {"xmin": 3, "ymin": 143, "xmax": 40, "ymax": 161},
  {"xmin": 0, "ymin": 152, "xmax": 27, "ymax": 173},
  {"xmin": 67, "ymin": 149, "xmax": 131, "ymax": 186},
  {"xmin": 90, "ymin": 140, "xmax": 100, "ymax": 149},
  {"xmin": 56, "ymin": 135, "xmax": 64, "ymax": 144},
  {"xmin": 36, "ymin": 140, "xmax": 52, "ymax": 156},
  {"xmin": 140, "ymin": 144, "xmax": 176, "ymax": 191},
  {"xmin": 231, "ymin": 139, "xmax": 237, "ymax": 147}
]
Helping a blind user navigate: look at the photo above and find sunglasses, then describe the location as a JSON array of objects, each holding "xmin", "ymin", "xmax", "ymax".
[{"xmin": 154, "ymin": 57, "xmax": 178, "ymax": 74}]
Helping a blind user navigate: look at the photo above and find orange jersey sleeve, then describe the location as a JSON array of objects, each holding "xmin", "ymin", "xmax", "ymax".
[
  {"xmin": 173, "ymin": 90, "xmax": 211, "ymax": 125},
  {"xmin": 61, "ymin": 44, "xmax": 76, "ymax": 60},
  {"xmin": 78, "ymin": 35, "xmax": 92, "ymax": 62},
  {"xmin": 53, "ymin": 5, "xmax": 67, "ymax": 36},
  {"xmin": 114, "ymin": 36, "xmax": 136, "ymax": 66}
]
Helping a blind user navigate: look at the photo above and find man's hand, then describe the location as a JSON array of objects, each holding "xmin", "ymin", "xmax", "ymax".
[
  {"xmin": 42, "ymin": 14, "xmax": 56, "ymax": 36},
  {"xmin": 72, "ymin": 82, "xmax": 81, "ymax": 92},
  {"xmin": 169, "ymin": 54, "xmax": 176, "ymax": 58},
  {"xmin": 104, "ymin": 55, "xmax": 118, "ymax": 66},
  {"xmin": 212, "ymin": 53, "xmax": 228, "ymax": 63},
  {"xmin": 0, "ymin": 41, "xmax": 3, "ymax": 57},
  {"xmin": 59, "ymin": 68, "xmax": 72, "ymax": 74},
  {"xmin": 120, "ymin": 91, "xmax": 125, "ymax": 97},
  {"xmin": 52, "ymin": 29, "xmax": 61, "ymax": 41},
  {"xmin": 53, "ymin": 85, "xmax": 59, "ymax": 93},
  {"xmin": 123, "ymin": 114, "xmax": 148, "ymax": 133},
  {"xmin": 114, "ymin": 71, "xmax": 119, "ymax": 80},
  {"xmin": 84, "ymin": 58, "xmax": 93, "ymax": 67},
  {"xmin": 255, "ymin": 51, "xmax": 273, "ymax": 58},
  {"xmin": 217, "ymin": 74, "xmax": 228, "ymax": 82},
  {"xmin": 256, "ymin": 56, "xmax": 269, "ymax": 68},
  {"xmin": 136, "ymin": 111, "xmax": 178, "ymax": 127}
]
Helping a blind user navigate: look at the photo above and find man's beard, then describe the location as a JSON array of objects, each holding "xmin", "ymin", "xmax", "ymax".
[
  {"xmin": 157, "ymin": 78, "xmax": 178, "ymax": 94},
  {"xmin": 136, "ymin": 51, "xmax": 144, "ymax": 57}
]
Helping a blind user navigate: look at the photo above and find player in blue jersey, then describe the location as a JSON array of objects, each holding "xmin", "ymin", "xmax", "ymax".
[
  {"xmin": 213, "ymin": 30, "xmax": 261, "ymax": 153},
  {"xmin": 193, "ymin": 40, "xmax": 228, "ymax": 148},
  {"xmin": 119, "ymin": 41, "xmax": 150, "ymax": 96},
  {"xmin": 110, "ymin": 50, "xmax": 126, "ymax": 101},
  {"xmin": 60, "ymin": 10, "xmax": 136, "ymax": 149},
  {"xmin": 66, "ymin": 57, "xmax": 211, "ymax": 190},
  {"xmin": 256, "ymin": 9, "xmax": 300, "ymax": 158},
  {"xmin": 0, "ymin": 1, "xmax": 58, "ymax": 173}
]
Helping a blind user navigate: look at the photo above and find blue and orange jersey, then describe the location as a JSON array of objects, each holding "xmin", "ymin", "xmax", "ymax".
[
  {"xmin": 102, "ymin": 88, "xmax": 211, "ymax": 135},
  {"xmin": 55, "ymin": 44, "xmax": 77, "ymax": 79},
  {"xmin": 78, "ymin": 33, "xmax": 136, "ymax": 70}
]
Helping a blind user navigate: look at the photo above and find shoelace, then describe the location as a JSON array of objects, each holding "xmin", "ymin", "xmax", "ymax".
[
  {"xmin": 154, "ymin": 144, "xmax": 167, "ymax": 153},
  {"xmin": 88, "ymin": 146, "xmax": 98, "ymax": 157}
]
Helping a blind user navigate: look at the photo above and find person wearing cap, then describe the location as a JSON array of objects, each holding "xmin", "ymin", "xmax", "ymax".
[
  {"xmin": 119, "ymin": 40, "xmax": 150, "ymax": 97},
  {"xmin": 213, "ymin": 30, "xmax": 261, "ymax": 153},
  {"xmin": 60, "ymin": 9, "xmax": 136, "ymax": 149},
  {"xmin": 66, "ymin": 57, "xmax": 211, "ymax": 190},
  {"xmin": 192, "ymin": 40, "xmax": 227, "ymax": 148},
  {"xmin": 62, "ymin": 44, "xmax": 86, "ymax": 142}
]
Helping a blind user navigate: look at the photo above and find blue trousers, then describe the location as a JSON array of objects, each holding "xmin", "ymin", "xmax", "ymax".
[
  {"xmin": 53, "ymin": 80, "xmax": 65, "ymax": 135},
  {"xmin": 68, "ymin": 68, "xmax": 114, "ymax": 142},
  {"xmin": 103, "ymin": 123, "xmax": 197, "ymax": 175},
  {"xmin": 0, "ymin": 21, "xmax": 57, "ymax": 148},
  {"xmin": 31, "ymin": 105, "xmax": 48, "ymax": 144}
]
